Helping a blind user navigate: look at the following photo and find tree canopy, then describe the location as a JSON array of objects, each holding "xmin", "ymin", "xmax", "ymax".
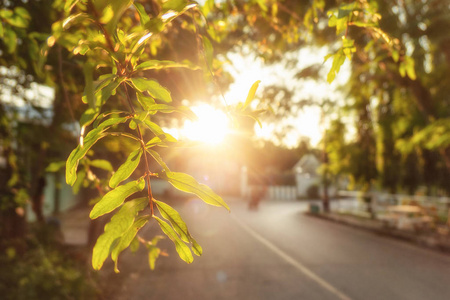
[{"xmin": 1, "ymin": 0, "xmax": 449, "ymax": 272}]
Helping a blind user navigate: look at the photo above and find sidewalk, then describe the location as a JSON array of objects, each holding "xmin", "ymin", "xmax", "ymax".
[{"xmin": 307, "ymin": 211, "xmax": 450, "ymax": 253}]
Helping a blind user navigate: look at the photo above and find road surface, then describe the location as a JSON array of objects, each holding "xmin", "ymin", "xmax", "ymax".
[{"xmin": 103, "ymin": 198, "xmax": 450, "ymax": 300}]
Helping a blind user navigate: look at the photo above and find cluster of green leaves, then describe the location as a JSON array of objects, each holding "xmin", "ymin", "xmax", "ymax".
[
  {"xmin": 45, "ymin": 0, "xmax": 237, "ymax": 272},
  {"xmin": 46, "ymin": 0, "xmax": 267, "ymax": 272},
  {"xmin": 0, "ymin": 7, "xmax": 30, "ymax": 55},
  {"xmin": 0, "ymin": 231, "xmax": 98, "ymax": 299},
  {"xmin": 325, "ymin": 0, "xmax": 415, "ymax": 83}
]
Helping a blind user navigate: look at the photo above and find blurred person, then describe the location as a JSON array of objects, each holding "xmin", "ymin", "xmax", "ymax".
[{"xmin": 248, "ymin": 185, "xmax": 267, "ymax": 211}]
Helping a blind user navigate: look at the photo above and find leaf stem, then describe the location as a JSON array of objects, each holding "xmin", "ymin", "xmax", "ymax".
[{"xmin": 122, "ymin": 83, "xmax": 154, "ymax": 216}]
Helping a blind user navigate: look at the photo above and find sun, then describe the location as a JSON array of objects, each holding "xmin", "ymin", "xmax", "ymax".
[{"xmin": 181, "ymin": 104, "xmax": 230, "ymax": 144}]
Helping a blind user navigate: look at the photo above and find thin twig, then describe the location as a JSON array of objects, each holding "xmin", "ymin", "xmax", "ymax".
[
  {"xmin": 122, "ymin": 83, "xmax": 154, "ymax": 216},
  {"xmin": 57, "ymin": 45, "xmax": 76, "ymax": 125}
]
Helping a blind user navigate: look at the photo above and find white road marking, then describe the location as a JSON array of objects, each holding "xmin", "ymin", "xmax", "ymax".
[{"xmin": 232, "ymin": 214, "xmax": 353, "ymax": 300}]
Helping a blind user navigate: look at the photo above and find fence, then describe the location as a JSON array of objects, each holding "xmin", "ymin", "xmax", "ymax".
[
  {"xmin": 336, "ymin": 191, "xmax": 450, "ymax": 221},
  {"xmin": 243, "ymin": 185, "xmax": 298, "ymax": 201}
]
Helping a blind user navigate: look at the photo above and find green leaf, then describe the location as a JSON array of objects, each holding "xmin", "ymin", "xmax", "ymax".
[
  {"xmin": 404, "ymin": 56, "xmax": 416, "ymax": 80},
  {"xmin": 154, "ymin": 200, "xmax": 189, "ymax": 242},
  {"xmin": 46, "ymin": 161, "xmax": 66, "ymax": 172},
  {"xmin": 256, "ymin": 0, "xmax": 268, "ymax": 12},
  {"xmin": 3, "ymin": 8, "xmax": 30, "ymax": 28},
  {"xmin": 148, "ymin": 246, "xmax": 161, "ymax": 270},
  {"xmin": 146, "ymin": 149, "xmax": 170, "ymax": 172},
  {"xmin": 130, "ymin": 236, "xmax": 140, "ymax": 253},
  {"xmin": 103, "ymin": 0, "xmax": 133, "ymax": 35},
  {"xmin": 190, "ymin": 238, "xmax": 203, "ymax": 256},
  {"xmin": 163, "ymin": 0, "xmax": 188, "ymax": 12},
  {"xmin": 144, "ymin": 104, "xmax": 179, "ymax": 114},
  {"xmin": 154, "ymin": 200, "xmax": 202, "ymax": 256},
  {"xmin": 83, "ymin": 63, "xmax": 95, "ymax": 108},
  {"xmin": 64, "ymin": 0, "xmax": 80, "ymax": 12},
  {"xmin": 80, "ymin": 108, "xmax": 99, "ymax": 127},
  {"xmin": 337, "ymin": 2, "xmax": 356, "ymax": 19},
  {"xmin": 146, "ymin": 235, "xmax": 164, "ymax": 270},
  {"xmin": 145, "ymin": 135, "xmax": 177, "ymax": 148},
  {"xmin": 326, "ymin": 51, "xmax": 346, "ymax": 83},
  {"xmin": 109, "ymin": 148, "xmax": 143, "ymax": 188},
  {"xmin": 163, "ymin": 172, "xmax": 229, "ymax": 211},
  {"xmin": 90, "ymin": 159, "xmax": 113, "ymax": 172},
  {"xmin": 61, "ymin": 13, "xmax": 89, "ymax": 29},
  {"xmin": 143, "ymin": 104, "xmax": 197, "ymax": 119},
  {"xmin": 202, "ymin": 36, "xmax": 213, "ymax": 68},
  {"xmin": 98, "ymin": 77, "xmax": 126, "ymax": 107},
  {"xmin": 399, "ymin": 62, "xmax": 406, "ymax": 77},
  {"xmin": 100, "ymin": 5, "xmax": 114, "ymax": 24},
  {"xmin": 4, "ymin": 28, "xmax": 17, "ymax": 53},
  {"xmin": 134, "ymin": 2, "xmax": 150, "ymax": 25},
  {"xmin": 66, "ymin": 133, "xmax": 105, "ymax": 186},
  {"xmin": 90, "ymin": 179, "xmax": 145, "ymax": 219},
  {"xmin": 135, "ymin": 60, "xmax": 200, "ymax": 71},
  {"xmin": 392, "ymin": 50, "xmax": 399, "ymax": 63},
  {"xmin": 136, "ymin": 92, "xmax": 156, "ymax": 109},
  {"xmin": 72, "ymin": 169, "xmax": 86, "ymax": 195},
  {"xmin": 154, "ymin": 216, "xmax": 193, "ymax": 264},
  {"xmin": 91, "ymin": 197, "xmax": 148, "ymax": 270},
  {"xmin": 351, "ymin": 21, "xmax": 376, "ymax": 28},
  {"xmin": 111, "ymin": 216, "xmax": 150, "ymax": 273},
  {"xmin": 142, "ymin": 119, "xmax": 165, "ymax": 136},
  {"xmin": 66, "ymin": 116, "xmax": 128, "ymax": 185},
  {"xmin": 243, "ymin": 80, "xmax": 261, "ymax": 110},
  {"xmin": 130, "ymin": 78, "xmax": 172, "ymax": 103},
  {"xmin": 82, "ymin": 74, "xmax": 116, "ymax": 104}
]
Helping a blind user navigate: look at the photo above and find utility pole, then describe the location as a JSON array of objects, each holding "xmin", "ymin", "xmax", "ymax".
[
  {"xmin": 320, "ymin": 106, "xmax": 330, "ymax": 213},
  {"xmin": 322, "ymin": 129, "xmax": 330, "ymax": 213}
]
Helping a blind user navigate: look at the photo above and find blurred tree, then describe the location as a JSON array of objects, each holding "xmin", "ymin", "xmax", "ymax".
[{"xmin": 205, "ymin": 0, "xmax": 450, "ymax": 195}]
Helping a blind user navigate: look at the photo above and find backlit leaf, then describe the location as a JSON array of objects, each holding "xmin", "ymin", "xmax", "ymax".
[
  {"xmin": 243, "ymin": 80, "xmax": 261, "ymax": 110},
  {"xmin": 148, "ymin": 246, "xmax": 161, "ymax": 270},
  {"xmin": 90, "ymin": 179, "xmax": 145, "ymax": 219},
  {"xmin": 202, "ymin": 36, "xmax": 213, "ymax": 68},
  {"xmin": 134, "ymin": 2, "xmax": 150, "ymax": 25},
  {"xmin": 80, "ymin": 108, "xmax": 99, "ymax": 127},
  {"xmin": 66, "ymin": 116, "xmax": 128, "ymax": 185},
  {"xmin": 326, "ymin": 51, "xmax": 346, "ymax": 83},
  {"xmin": 111, "ymin": 216, "xmax": 150, "ymax": 272},
  {"xmin": 136, "ymin": 92, "xmax": 156, "ymax": 109},
  {"xmin": 154, "ymin": 200, "xmax": 189, "ymax": 242},
  {"xmin": 46, "ymin": 161, "xmax": 66, "ymax": 172},
  {"xmin": 146, "ymin": 149, "xmax": 170, "ymax": 172},
  {"xmin": 145, "ymin": 134, "xmax": 178, "ymax": 148},
  {"xmin": 109, "ymin": 148, "xmax": 143, "ymax": 188},
  {"xmin": 163, "ymin": 172, "xmax": 230, "ymax": 211},
  {"xmin": 154, "ymin": 216, "xmax": 193, "ymax": 264},
  {"xmin": 130, "ymin": 78, "xmax": 172, "ymax": 103},
  {"xmin": 135, "ymin": 60, "xmax": 200, "ymax": 71},
  {"xmin": 90, "ymin": 159, "xmax": 113, "ymax": 172},
  {"xmin": 92, "ymin": 197, "xmax": 148, "ymax": 270},
  {"xmin": 155, "ymin": 200, "xmax": 202, "ymax": 255},
  {"xmin": 64, "ymin": 0, "xmax": 80, "ymax": 12}
]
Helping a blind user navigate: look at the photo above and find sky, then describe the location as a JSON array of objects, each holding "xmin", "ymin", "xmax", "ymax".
[{"xmin": 221, "ymin": 46, "xmax": 351, "ymax": 147}]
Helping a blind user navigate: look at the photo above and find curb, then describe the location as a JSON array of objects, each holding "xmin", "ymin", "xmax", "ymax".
[{"xmin": 306, "ymin": 212, "xmax": 450, "ymax": 254}]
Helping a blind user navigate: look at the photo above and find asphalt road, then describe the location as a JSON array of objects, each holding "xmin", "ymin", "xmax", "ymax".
[{"xmin": 105, "ymin": 198, "xmax": 450, "ymax": 300}]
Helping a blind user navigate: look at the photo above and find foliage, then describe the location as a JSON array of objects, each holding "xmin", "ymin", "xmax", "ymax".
[
  {"xmin": 205, "ymin": 0, "xmax": 450, "ymax": 195},
  {"xmin": 2, "ymin": 0, "xmax": 450, "ymax": 277},
  {"xmin": 0, "ymin": 234, "xmax": 98, "ymax": 300},
  {"xmin": 37, "ymin": 0, "xmax": 262, "ymax": 272}
]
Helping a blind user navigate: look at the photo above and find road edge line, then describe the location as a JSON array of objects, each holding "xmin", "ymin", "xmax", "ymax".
[{"xmin": 231, "ymin": 214, "xmax": 353, "ymax": 300}]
